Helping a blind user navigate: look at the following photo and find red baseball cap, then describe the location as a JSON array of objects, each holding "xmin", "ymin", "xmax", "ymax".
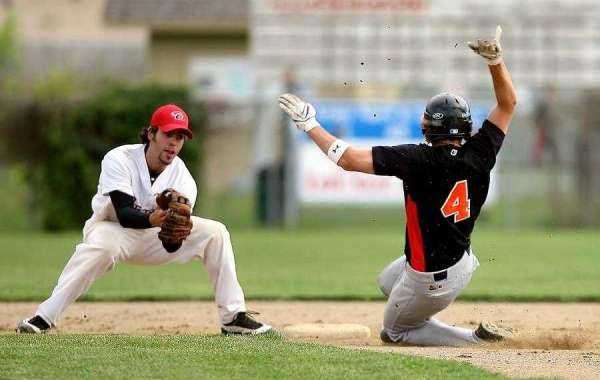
[{"xmin": 150, "ymin": 104, "xmax": 193, "ymax": 139}]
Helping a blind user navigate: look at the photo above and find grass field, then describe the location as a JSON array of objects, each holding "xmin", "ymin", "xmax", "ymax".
[
  {"xmin": 0, "ymin": 227, "xmax": 597, "ymax": 302},
  {"xmin": 0, "ymin": 334, "xmax": 506, "ymax": 380},
  {"xmin": 1, "ymin": 227, "xmax": 596, "ymax": 379}
]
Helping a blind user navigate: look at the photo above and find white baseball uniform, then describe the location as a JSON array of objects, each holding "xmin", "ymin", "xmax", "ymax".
[{"xmin": 36, "ymin": 144, "xmax": 246, "ymax": 326}]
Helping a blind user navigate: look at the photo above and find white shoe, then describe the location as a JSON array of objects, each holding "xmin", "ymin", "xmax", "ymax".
[{"xmin": 16, "ymin": 317, "xmax": 50, "ymax": 334}]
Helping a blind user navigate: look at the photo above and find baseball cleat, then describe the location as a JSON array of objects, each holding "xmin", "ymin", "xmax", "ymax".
[
  {"xmin": 221, "ymin": 312, "xmax": 272, "ymax": 335},
  {"xmin": 16, "ymin": 316, "xmax": 51, "ymax": 334},
  {"xmin": 475, "ymin": 321, "xmax": 513, "ymax": 342}
]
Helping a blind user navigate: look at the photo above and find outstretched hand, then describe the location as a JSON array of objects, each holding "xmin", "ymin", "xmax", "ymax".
[
  {"xmin": 468, "ymin": 25, "xmax": 503, "ymax": 65},
  {"xmin": 278, "ymin": 93, "xmax": 320, "ymax": 132}
]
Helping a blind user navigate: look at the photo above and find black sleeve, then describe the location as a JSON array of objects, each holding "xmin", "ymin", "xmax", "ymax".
[
  {"xmin": 463, "ymin": 119, "xmax": 506, "ymax": 172},
  {"xmin": 371, "ymin": 144, "xmax": 425, "ymax": 179},
  {"xmin": 109, "ymin": 191, "xmax": 153, "ymax": 229}
]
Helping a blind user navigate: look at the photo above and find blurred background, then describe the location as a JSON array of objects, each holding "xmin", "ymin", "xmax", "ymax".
[{"xmin": 1, "ymin": 0, "xmax": 599, "ymax": 233}]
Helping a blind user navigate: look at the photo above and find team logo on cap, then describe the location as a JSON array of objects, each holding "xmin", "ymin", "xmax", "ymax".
[
  {"xmin": 171, "ymin": 111, "xmax": 185, "ymax": 120},
  {"xmin": 432, "ymin": 113, "xmax": 444, "ymax": 120}
]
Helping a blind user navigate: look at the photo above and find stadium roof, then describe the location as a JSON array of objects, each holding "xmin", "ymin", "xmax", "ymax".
[{"xmin": 105, "ymin": 0, "xmax": 248, "ymax": 31}]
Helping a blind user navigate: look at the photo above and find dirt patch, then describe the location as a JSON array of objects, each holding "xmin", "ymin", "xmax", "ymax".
[
  {"xmin": 3, "ymin": 301, "xmax": 600, "ymax": 379},
  {"xmin": 503, "ymin": 332, "xmax": 591, "ymax": 350}
]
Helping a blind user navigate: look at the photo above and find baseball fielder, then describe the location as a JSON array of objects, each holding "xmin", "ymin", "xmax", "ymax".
[
  {"xmin": 17, "ymin": 104, "xmax": 271, "ymax": 335},
  {"xmin": 280, "ymin": 26, "xmax": 515, "ymax": 346}
]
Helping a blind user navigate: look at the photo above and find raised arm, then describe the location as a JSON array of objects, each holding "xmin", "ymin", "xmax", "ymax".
[
  {"xmin": 278, "ymin": 93, "xmax": 374, "ymax": 174},
  {"xmin": 468, "ymin": 26, "xmax": 517, "ymax": 135}
]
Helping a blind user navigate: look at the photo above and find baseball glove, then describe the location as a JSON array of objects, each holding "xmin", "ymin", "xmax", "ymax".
[{"xmin": 156, "ymin": 188, "xmax": 193, "ymax": 253}]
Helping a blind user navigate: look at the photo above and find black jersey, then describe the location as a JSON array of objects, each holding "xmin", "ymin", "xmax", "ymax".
[{"xmin": 372, "ymin": 120, "xmax": 505, "ymax": 272}]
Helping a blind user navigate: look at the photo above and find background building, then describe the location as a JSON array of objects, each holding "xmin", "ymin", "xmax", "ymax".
[{"xmin": 1, "ymin": 0, "xmax": 599, "ymax": 228}]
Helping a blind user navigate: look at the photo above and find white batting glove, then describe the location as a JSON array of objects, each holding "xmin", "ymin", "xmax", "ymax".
[
  {"xmin": 278, "ymin": 93, "xmax": 320, "ymax": 132},
  {"xmin": 468, "ymin": 25, "xmax": 503, "ymax": 65}
]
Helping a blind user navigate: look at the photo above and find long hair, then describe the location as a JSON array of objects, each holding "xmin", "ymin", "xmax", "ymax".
[{"xmin": 139, "ymin": 126, "xmax": 158, "ymax": 145}]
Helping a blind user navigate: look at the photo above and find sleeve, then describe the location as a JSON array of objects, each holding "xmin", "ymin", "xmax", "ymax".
[
  {"xmin": 109, "ymin": 191, "xmax": 152, "ymax": 229},
  {"xmin": 463, "ymin": 119, "xmax": 506, "ymax": 172},
  {"xmin": 371, "ymin": 144, "xmax": 425, "ymax": 179},
  {"xmin": 185, "ymin": 179, "xmax": 198, "ymax": 210},
  {"xmin": 99, "ymin": 151, "xmax": 134, "ymax": 196},
  {"xmin": 178, "ymin": 164, "xmax": 198, "ymax": 210}
]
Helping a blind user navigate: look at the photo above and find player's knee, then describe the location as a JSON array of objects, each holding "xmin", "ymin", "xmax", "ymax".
[
  {"xmin": 188, "ymin": 218, "xmax": 231, "ymax": 250},
  {"xmin": 377, "ymin": 272, "xmax": 392, "ymax": 297},
  {"xmin": 218, "ymin": 222, "xmax": 230, "ymax": 236},
  {"xmin": 377, "ymin": 257, "xmax": 406, "ymax": 297},
  {"xmin": 207, "ymin": 220, "xmax": 229, "ymax": 240},
  {"xmin": 377, "ymin": 266, "xmax": 400, "ymax": 297}
]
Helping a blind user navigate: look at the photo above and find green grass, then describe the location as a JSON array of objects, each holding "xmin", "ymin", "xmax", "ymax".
[
  {"xmin": 0, "ymin": 166, "xmax": 36, "ymax": 231},
  {"xmin": 0, "ymin": 334, "xmax": 505, "ymax": 380},
  {"xmin": 0, "ymin": 227, "xmax": 598, "ymax": 302},
  {"xmin": 200, "ymin": 194, "xmax": 407, "ymax": 230}
]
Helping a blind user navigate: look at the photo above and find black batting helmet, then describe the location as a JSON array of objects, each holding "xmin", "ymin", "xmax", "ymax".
[{"xmin": 422, "ymin": 92, "xmax": 472, "ymax": 142}]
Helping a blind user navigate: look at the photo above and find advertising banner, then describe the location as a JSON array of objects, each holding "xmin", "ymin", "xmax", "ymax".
[{"xmin": 297, "ymin": 100, "xmax": 494, "ymax": 205}]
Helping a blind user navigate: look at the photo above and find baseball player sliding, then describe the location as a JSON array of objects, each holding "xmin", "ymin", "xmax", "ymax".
[
  {"xmin": 17, "ymin": 104, "xmax": 271, "ymax": 335},
  {"xmin": 280, "ymin": 26, "xmax": 516, "ymax": 346}
]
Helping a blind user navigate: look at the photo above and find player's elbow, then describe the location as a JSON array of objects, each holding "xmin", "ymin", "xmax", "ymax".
[
  {"xmin": 498, "ymin": 99, "xmax": 516, "ymax": 117},
  {"xmin": 500, "ymin": 93, "xmax": 517, "ymax": 113},
  {"xmin": 116, "ymin": 218, "xmax": 132, "ymax": 229},
  {"xmin": 507, "ymin": 95, "xmax": 517, "ymax": 111},
  {"xmin": 115, "ymin": 211, "xmax": 135, "ymax": 228}
]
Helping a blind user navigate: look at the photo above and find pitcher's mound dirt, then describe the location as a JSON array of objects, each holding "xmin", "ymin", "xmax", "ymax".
[{"xmin": 2, "ymin": 301, "xmax": 600, "ymax": 379}]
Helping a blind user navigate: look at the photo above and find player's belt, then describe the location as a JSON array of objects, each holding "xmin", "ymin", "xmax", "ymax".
[
  {"xmin": 406, "ymin": 249, "xmax": 472, "ymax": 283},
  {"xmin": 433, "ymin": 271, "xmax": 448, "ymax": 281},
  {"xmin": 432, "ymin": 249, "xmax": 471, "ymax": 281}
]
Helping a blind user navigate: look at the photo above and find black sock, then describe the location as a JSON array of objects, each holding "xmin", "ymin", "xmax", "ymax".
[{"xmin": 29, "ymin": 315, "xmax": 50, "ymax": 330}]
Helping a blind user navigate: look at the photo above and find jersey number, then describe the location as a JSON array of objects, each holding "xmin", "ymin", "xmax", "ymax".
[{"xmin": 441, "ymin": 180, "xmax": 471, "ymax": 223}]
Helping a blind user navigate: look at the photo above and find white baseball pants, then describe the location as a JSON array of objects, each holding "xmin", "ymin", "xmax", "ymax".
[
  {"xmin": 36, "ymin": 216, "xmax": 246, "ymax": 326},
  {"xmin": 377, "ymin": 251, "xmax": 480, "ymax": 346}
]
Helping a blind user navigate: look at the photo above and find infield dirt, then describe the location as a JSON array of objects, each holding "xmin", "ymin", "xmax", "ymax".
[{"xmin": 3, "ymin": 301, "xmax": 600, "ymax": 379}]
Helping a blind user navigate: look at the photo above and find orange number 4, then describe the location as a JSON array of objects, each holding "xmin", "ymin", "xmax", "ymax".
[{"xmin": 441, "ymin": 180, "xmax": 471, "ymax": 223}]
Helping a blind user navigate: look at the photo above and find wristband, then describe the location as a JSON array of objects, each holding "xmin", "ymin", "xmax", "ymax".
[
  {"xmin": 487, "ymin": 57, "xmax": 503, "ymax": 66},
  {"xmin": 327, "ymin": 139, "xmax": 350, "ymax": 165}
]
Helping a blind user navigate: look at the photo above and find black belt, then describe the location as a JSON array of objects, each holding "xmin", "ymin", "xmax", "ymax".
[
  {"xmin": 430, "ymin": 249, "xmax": 470, "ymax": 281},
  {"xmin": 433, "ymin": 271, "xmax": 448, "ymax": 282},
  {"xmin": 410, "ymin": 249, "xmax": 469, "ymax": 281}
]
